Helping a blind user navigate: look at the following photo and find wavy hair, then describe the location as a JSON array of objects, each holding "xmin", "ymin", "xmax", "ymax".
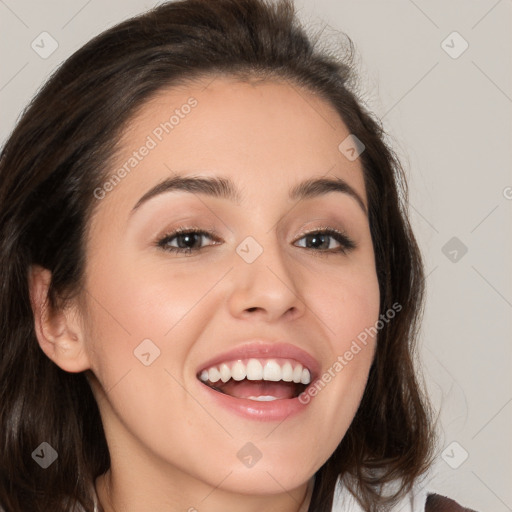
[{"xmin": 0, "ymin": 1, "xmax": 435, "ymax": 510}]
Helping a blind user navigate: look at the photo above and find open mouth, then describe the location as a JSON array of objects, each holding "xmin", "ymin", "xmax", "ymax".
[{"xmin": 197, "ymin": 358, "xmax": 312, "ymax": 401}]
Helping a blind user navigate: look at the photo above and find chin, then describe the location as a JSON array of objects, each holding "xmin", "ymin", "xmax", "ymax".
[{"xmin": 211, "ymin": 466, "xmax": 313, "ymax": 496}]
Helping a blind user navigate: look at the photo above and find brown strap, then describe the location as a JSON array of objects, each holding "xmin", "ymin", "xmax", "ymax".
[{"xmin": 425, "ymin": 493, "xmax": 478, "ymax": 512}]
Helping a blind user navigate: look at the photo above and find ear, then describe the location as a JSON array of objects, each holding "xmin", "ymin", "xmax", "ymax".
[{"xmin": 28, "ymin": 265, "xmax": 91, "ymax": 373}]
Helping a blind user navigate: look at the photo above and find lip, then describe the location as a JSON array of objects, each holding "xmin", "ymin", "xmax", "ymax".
[
  {"xmin": 197, "ymin": 383, "xmax": 311, "ymax": 421},
  {"xmin": 195, "ymin": 340, "xmax": 321, "ymax": 422},
  {"xmin": 196, "ymin": 340, "xmax": 321, "ymax": 380}
]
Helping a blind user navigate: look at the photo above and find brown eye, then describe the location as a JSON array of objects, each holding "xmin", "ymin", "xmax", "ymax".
[
  {"xmin": 156, "ymin": 226, "xmax": 356, "ymax": 256},
  {"xmin": 294, "ymin": 228, "xmax": 356, "ymax": 254},
  {"xmin": 157, "ymin": 228, "xmax": 220, "ymax": 254}
]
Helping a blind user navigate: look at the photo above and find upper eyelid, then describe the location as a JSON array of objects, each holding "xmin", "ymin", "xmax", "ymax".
[
  {"xmin": 157, "ymin": 226, "xmax": 355, "ymax": 248},
  {"xmin": 157, "ymin": 225, "xmax": 350, "ymax": 239}
]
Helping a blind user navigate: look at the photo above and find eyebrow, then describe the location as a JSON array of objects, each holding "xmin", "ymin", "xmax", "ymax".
[{"xmin": 130, "ymin": 174, "xmax": 368, "ymax": 216}]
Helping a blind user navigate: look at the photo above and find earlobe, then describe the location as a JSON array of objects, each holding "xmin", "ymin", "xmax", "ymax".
[{"xmin": 28, "ymin": 264, "xmax": 91, "ymax": 373}]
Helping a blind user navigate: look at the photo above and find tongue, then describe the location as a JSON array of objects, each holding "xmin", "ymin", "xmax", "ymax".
[{"xmin": 217, "ymin": 379, "xmax": 297, "ymax": 399}]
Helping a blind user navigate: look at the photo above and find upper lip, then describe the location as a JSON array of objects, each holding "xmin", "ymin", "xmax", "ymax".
[{"xmin": 196, "ymin": 340, "xmax": 321, "ymax": 382}]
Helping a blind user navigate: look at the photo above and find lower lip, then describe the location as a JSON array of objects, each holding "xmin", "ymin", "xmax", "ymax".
[{"xmin": 197, "ymin": 381, "xmax": 312, "ymax": 421}]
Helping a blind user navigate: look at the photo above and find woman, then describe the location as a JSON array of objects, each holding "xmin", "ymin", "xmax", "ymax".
[{"xmin": 0, "ymin": 0, "xmax": 478, "ymax": 510}]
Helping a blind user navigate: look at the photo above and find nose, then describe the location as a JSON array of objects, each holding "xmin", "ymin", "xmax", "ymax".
[{"xmin": 227, "ymin": 235, "xmax": 306, "ymax": 323}]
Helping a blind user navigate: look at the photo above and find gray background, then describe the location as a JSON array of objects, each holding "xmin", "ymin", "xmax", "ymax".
[{"xmin": 1, "ymin": 1, "xmax": 510, "ymax": 510}]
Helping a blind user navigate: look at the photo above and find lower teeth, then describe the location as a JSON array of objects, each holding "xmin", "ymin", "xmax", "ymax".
[{"xmin": 204, "ymin": 381, "xmax": 306, "ymax": 400}]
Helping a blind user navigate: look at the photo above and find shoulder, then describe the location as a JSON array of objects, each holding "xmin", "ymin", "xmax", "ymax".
[
  {"xmin": 331, "ymin": 476, "xmax": 479, "ymax": 512},
  {"xmin": 425, "ymin": 493, "xmax": 479, "ymax": 512}
]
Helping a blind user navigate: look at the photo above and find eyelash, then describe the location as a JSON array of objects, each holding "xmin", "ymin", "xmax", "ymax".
[{"xmin": 155, "ymin": 226, "xmax": 356, "ymax": 256}]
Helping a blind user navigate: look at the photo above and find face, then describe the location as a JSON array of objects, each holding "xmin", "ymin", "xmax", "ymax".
[{"xmin": 76, "ymin": 76, "xmax": 380, "ymax": 502}]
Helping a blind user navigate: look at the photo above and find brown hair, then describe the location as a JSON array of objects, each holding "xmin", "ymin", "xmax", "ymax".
[{"xmin": 0, "ymin": 1, "xmax": 435, "ymax": 510}]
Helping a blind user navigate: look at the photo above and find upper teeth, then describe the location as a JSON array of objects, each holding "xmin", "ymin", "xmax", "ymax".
[{"xmin": 199, "ymin": 358, "xmax": 311, "ymax": 385}]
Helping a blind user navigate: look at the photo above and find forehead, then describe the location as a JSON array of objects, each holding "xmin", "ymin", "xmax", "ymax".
[{"xmin": 100, "ymin": 75, "xmax": 367, "ymax": 215}]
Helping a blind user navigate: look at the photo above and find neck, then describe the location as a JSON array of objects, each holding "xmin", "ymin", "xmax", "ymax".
[{"xmin": 95, "ymin": 469, "xmax": 314, "ymax": 512}]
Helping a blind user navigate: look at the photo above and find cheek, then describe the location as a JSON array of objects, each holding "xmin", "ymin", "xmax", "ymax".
[
  {"xmin": 309, "ymin": 262, "xmax": 381, "ymax": 350},
  {"xmin": 301, "ymin": 262, "xmax": 380, "ymax": 426},
  {"xmin": 82, "ymin": 252, "xmax": 235, "ymax": 385},
  {"xmin": 87, "ymin": 250, "xmax": 233, "ymax": 332}
]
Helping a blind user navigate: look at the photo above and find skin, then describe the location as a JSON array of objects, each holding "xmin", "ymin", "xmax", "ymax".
[{"xmin": 29, "ymin": 76, "xmax": 380, "ymax": 512}]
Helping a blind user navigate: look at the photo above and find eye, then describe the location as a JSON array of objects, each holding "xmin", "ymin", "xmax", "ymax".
[
  {"xmin": 156, "ymin": 226, "xmax": 356, "ymax": 256},
  {"xmin": 294, "ymin": 228, "xmax": 356, "ymax": 255},
  {"xmin": 156, "ymin": 227, "xmax": 220, "ymax": 255}
]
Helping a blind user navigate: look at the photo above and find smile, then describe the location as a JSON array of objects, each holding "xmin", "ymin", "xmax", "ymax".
[
  {"xmin": 198, "ymin": 357, "xmax": 312, "ymax": 401},
  {"xmin": 195, "ymin": 341, "xmax": 320, "ymax": 421}
]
